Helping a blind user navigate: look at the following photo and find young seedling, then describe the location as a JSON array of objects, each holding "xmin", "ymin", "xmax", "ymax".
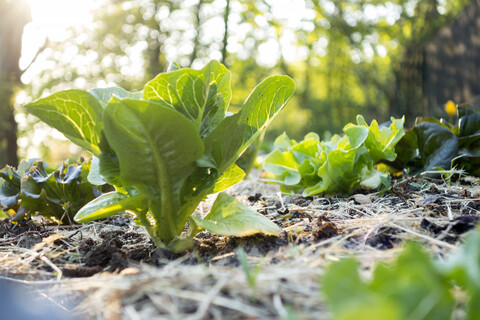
[
  {"xmin": 237, "ymin": 248, "xmax": 262, "ymax": 296},
  {"xmin": 25, "ymin": 60, "xmax": 294, "ymax": 250}
]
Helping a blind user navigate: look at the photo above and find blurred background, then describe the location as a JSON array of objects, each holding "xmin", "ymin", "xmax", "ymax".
[{"xmin": 0, "ymin": 0, "xmax": 478, "ymax": 167}]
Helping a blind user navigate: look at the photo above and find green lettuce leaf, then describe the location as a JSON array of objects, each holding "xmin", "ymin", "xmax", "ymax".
[
  {"xmin": 322, "ymin": 258, "xmax": 401, "ymax": 320},
  {"xmin": 440, "ymin": 228, "xmax": 480, "ymax": 319},
  {"xmin": 74, "ymin": 192, "xmax": 148, "ymax": 223},
  {"xmin": 323, "ymin": 244, "xmax": 454, "ymax": 320},
  {"xmin": 203, "ymin": 75, "xmax": 295, "ymax": 174},
  {"xmin": 212, "ymin": 164, "xmax": 245, "ymax": 193},
  {"xmin": 190, "ymin": 192, "xmax": 280, "ymax": 237},
  {"xmin": 144, "ymin": 60, "xmax": 231, "ymax": 138},
  {"xmin": 24, "ymin": 90, "xmax": 103, "ymax": 155}
]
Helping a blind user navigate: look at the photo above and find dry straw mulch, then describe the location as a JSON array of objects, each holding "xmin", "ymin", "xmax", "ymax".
[{"xmin": 1, "ymin": 174, "xmax": 479, "ymax": 319}]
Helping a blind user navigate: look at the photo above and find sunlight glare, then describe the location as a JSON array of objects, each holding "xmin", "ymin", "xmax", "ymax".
[{"xmin": 21, "ymin": 0, "xmax": 96, "ymax": 70}]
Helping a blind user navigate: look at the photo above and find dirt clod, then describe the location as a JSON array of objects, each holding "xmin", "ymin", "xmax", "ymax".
[{"xmin": 311, "ymin": 216, "xmax": 339, "ymax": 241}]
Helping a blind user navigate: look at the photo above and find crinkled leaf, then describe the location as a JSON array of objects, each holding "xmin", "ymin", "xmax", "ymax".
[
  {"xmin": 0, "ymin": 166, "xmax": 22, "ymax": 186},
  {"xmin": 354, "ymin": 115, "xmax": 405, "ymax": 162},
  {"xmin": 74, "ymin": 192, "xmax": 148, "ymax": 223},
  {"xmin": 273, "ymin": 132, "xmax": 297, "ymax": 151},
  {"xmin": 20, "ymin": 160, "xmax": 98, "ymax": 223},
  {"xmin": 297, "ymin": 159, "xmax": 321, "ymax": 187},
  {"xmin": 343, "ymin": 122, "xmax": 369, "ymax": 149},
  {"xmin": 263, "ymin": 132, "xmax": 320, "ymax": 189},
  {"xmin": 204, "ymin": 75, "xmax": 295, "ymax": 173},
  {"xmin": 305, "ymin": 146, "xmax": 368, "ymax": 196},
  {"xmin": 0, "ymin": 182, "xmax": 19, "ymax": 208},
  {"xmin": 0, "ymin": 166, "xmax": 22, "ymax": 208},
  {"xmin": 0, "ymin": 161, "xmax": 40, "ymax": 209},
  {"xmin": 291, "ymin": 133, "xmax": 321, "ymax": 160},
  {"xmin": 0, "ymin": 177, "xmax": 20, "ymax": 209},
  {"xmin": 24, "ymin": 90, "xmax": 103, "ymax": 155},
  {"xmin": 360, "ymin": 169, "xmax": 390, "ymax": 189},
  {"xmin": 20, "ymin": 176, "xmax": 66, "ymax": 221},
  {"xmin": 263, "ymin": 149, "xmax": 301, "ymax": 186},
  {"xmin": 144, "ymin": 60, "xmax": 231, "ymax": 137},
  {"xmin": 190, "ymin": 192, "xmax": 280, "ymax": 237},
  {"xmin": 17, "ymin": 159, "xmax": 38, "ymax": 174},
  {"xmin": 264, "ymin": 115, "xmax": 403, "ymax": 196}
]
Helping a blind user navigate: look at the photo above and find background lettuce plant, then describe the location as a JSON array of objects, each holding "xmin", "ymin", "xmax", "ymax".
[
  {"xmin": 389, "ymin": 104, "xmax": 480, "ymax": 177},
  {"xmin": 0, "ymin": 159, "xmax": 99, "ymax": 224},
  {"xmin": 263, "ymin": 115, "xmax": 405, "ymax": 196},
  {"xmin": 323, "ymin": 227, "xmax": 480, "ymax": 319},
  {"xmin": 25, "ymin": 60, "xmax": 295, "ymax": 249}
]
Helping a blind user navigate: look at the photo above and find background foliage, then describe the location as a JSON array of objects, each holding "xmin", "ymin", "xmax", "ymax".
[{"xmin": 1, "ymin": 0, "xmax": 473, "ymax": 166}]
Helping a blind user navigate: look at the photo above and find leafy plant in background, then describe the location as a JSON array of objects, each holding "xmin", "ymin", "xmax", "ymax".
[
  {"xmin": 0, "ymin": 159, "xmax": 99, "ymax": 224},
  {"xmin": 263, "ymin": 115, "xmax": 405, "ymax": 196},
  {"xmin": 388, "ymin": 104, "xmax": 480, "ymax": 177},
  {"xmin": 25, "ymin": 60, "xmax": 294, "ymax": 250},
  {"xmin": 322, "ymin": 227, "xmax": 480, "ymax": 320}
]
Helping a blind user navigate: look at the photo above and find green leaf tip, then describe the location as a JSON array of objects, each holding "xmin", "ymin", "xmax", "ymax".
[{"xmin": 190, "ymin": 192, "xmax": 280, "ymax": 237}]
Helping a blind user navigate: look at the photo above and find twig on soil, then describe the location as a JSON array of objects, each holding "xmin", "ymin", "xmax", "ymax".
[{"xmin": 389, "ymin": 222, "xmax": 456, "ymax": 249}]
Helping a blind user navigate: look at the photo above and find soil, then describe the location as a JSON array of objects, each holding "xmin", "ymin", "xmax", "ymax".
[{"xmin": 1, "ymin": 175, "xmax": 479, "ymax": 319}]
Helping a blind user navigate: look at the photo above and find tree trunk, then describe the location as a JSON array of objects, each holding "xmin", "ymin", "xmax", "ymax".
[
  {"xmin": 190, "ymin": 0, "xmax": 204, "ymax": 66},
  {"xmin": 0, "ymin": 0, "xmax": 31, "ymax": 167},
  {"xmin": 221, "ymin": 0, "xmax": 230, "ymax": 66}
]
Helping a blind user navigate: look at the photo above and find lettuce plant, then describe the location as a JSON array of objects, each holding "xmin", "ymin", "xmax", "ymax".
[
  {"xmin": 25, "ymin": 60, "xmax": 295, "ymax": 249},
  {"xmin": 323, "ymin": 244, "xmax": 455, "ymax": 320},
  {"xmin": 391, "ymin": 104, "xmax": 480, "ymax": 176},
  {"xmin": 263, "ymin": 115, "xmax": 405, "ymax": 195},
  {"xmin": 323, "ymin": 227, "xmax": 480, "ymax": 319},
  {"xmin": 0, "ymin": 159, "xmax": 99, "ymax": 224}
]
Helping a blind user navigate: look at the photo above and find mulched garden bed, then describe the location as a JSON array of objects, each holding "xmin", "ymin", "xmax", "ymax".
[{"xmin": 1, "ymin": 173, "xmax": 479, "ymax": 319}]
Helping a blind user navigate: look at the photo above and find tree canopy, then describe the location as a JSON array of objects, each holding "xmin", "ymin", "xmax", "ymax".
[{"xmin": 16, "ymin": 0, "xmax": 472, "ymax": 164}]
